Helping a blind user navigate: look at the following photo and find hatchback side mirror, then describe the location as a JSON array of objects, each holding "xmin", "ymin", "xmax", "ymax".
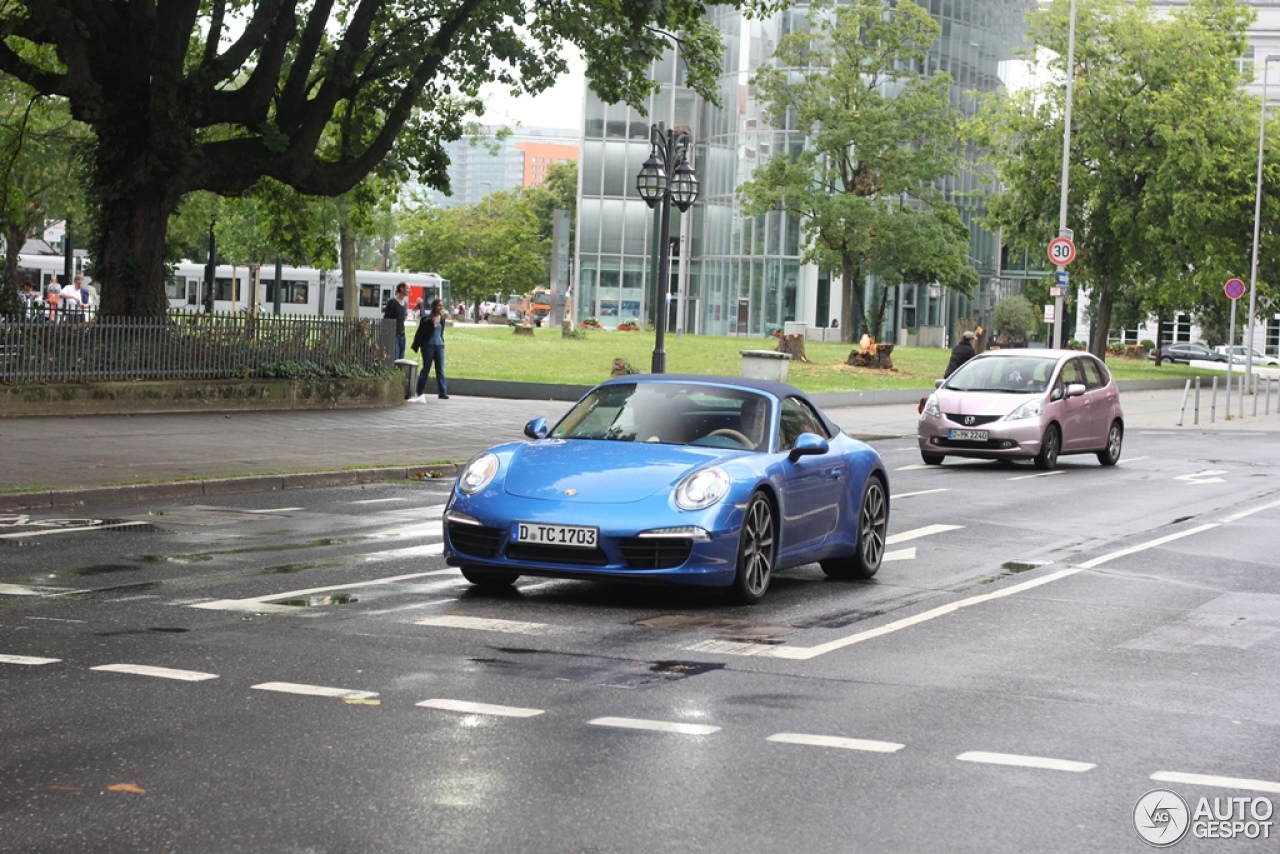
[
  {"xmin": 524, "ymin": 417, "xmax": 549, "ymax": 439},
  {"xmin": 1065, "ymin": 383, "xmax": 1086, "ymax": 398}
]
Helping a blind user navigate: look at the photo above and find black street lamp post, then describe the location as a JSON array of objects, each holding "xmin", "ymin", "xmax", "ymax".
[{"xmin": 635, "ymin": 124, "xmax": 698, "ymax": 373}]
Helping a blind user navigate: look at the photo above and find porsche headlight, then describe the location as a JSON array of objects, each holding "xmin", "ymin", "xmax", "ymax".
[
  {"xmin": 1005, "ymin": 398, "xmax": 1044, "ymax": 421},
  {"xmin": 674, "ymin": 466, "xmax": 730, "ymax": 511},
  {"xmin": 922, "ymin": 394, "xmax": 941, "ymax": 418},
  {"xmin": 457, "ymin": 453, "xmax": 499, "ymax": 495}
]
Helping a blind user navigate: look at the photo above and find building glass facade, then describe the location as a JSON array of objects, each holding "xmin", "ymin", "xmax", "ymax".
[{"xmin": 573, "ymin": 0, "xmax": 1033, "ymax": 339}]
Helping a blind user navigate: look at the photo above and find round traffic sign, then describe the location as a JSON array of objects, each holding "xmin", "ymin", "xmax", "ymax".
[
  {"xmin": 1224, "ymin": 278, "xmax": 1246, "ymax": 300},
  {"xmin": 1047, "ymin": 237, "xmax": 1076, "ymax": 266}
]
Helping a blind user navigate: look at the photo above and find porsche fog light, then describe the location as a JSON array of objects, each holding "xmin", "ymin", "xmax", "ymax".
[
  {"xmin": 675, "ymin": 467, "xmax": 729, "ymax": 511},
  {"xmin": 457, "ymin": 453, "xmax": 499, "ymax": 495}
]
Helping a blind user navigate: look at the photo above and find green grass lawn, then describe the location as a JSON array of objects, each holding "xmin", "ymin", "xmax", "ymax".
[{"xmin": 422, "ymin": 323, "xmax": 1215, "ymax": 393}]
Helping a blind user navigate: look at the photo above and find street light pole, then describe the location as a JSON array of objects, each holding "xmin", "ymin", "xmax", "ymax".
[
  {"xmin": 636, "ymin": 124, "xmax": 699, "ymax": 373},
  {"xmin": 1053, "ymin": 0, "xmax": 1078, "ymax": 350},
  {"xmin": 1247, "ymin": 55, "xmax": 1280, "ymax": 389}
]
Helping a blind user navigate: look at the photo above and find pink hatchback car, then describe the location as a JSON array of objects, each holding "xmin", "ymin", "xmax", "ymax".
[{"xmin": 917, "ymin": 349, "xmax": 1124, "ymax": 470}]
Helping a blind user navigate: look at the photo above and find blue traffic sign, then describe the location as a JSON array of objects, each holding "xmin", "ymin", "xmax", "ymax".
[
  {"xmin": 1055, "ymin": 270, "xmax": 1069, "ymax": 286},
  {"xmin": 1224, "ymin": 278, "xmax": 1246, "ymax": 300}
]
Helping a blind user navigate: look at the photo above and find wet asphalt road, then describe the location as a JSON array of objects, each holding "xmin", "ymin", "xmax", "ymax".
[{"xmin": 2, "ymin": 428, "xmax": 1279, "ymax": 853}]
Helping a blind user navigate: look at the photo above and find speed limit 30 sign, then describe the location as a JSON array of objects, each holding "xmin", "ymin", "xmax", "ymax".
[{"xmin": 1047, "ymin": 236, "xmax": 1076, "ymax": 266}]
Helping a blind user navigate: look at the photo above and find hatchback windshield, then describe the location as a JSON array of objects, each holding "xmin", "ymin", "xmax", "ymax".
[{"xmin": 944, "ymin": 355, "xmax": 1059, "ymax": 394}]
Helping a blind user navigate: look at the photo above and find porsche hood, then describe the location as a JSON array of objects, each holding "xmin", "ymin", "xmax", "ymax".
[{"xmin": 501, "ymin": 440, "xmax": 730, "ymax": 503}]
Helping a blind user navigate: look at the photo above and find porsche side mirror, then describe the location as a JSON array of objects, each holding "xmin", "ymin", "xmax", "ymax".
[
  {"xmin": 787, "ymin": 432, "xmax": 829, "ymax": 462},
  {"xmin": 524, "ymin": 417, "xmax": 549, "ymax": 439}
]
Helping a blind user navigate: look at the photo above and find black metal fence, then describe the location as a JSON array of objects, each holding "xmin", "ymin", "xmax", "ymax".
[{"xmin": 1, "ymin": 311, "xmax": 398, "ymax": 383}]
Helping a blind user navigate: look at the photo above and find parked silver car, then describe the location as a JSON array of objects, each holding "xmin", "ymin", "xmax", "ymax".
[{"xmin": 917, "ymin": 349, "xmax": 1124, "ymax": 470}]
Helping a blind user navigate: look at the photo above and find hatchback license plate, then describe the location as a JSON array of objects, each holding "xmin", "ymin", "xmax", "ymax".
[
  {"xmin": 515, "ymin": 522, "xmax": 598, "ymax": 548},
  {"xmin": 948, "ymin": 428, "xmax": 989, "ymax": 442}
]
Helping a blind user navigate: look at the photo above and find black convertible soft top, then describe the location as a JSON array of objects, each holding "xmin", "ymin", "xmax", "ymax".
[{"xmin": 597, "ymin": 373, "xmax": 844, "ymax": 440}]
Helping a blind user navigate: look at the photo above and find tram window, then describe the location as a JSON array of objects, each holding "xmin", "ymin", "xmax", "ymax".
[{"xmin": 358, "ymin": 284, "xmax": 382, "ymax": 308}]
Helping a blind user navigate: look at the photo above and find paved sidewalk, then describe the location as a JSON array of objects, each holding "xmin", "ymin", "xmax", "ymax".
[{"xmin": 1, "ymin": 384, "xmax": 1276, "ymax": 511}]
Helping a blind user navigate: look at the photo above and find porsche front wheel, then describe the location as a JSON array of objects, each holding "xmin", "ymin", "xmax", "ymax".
[{"xmin": 730, "ymin": 492, "xmax": 776, "ymax": 604}]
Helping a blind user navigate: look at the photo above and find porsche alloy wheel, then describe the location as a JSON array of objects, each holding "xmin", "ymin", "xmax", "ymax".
[
  {"xmin": 822, "ymin": 476, "xmax": 887, "ymax": 580},
  {"xmin": 460, "ymin": 567, "xmax": 520, "ymax": 588},
  {"xmin": 731, "ymin": 492, "xmax": 776, "ymax": 604}
]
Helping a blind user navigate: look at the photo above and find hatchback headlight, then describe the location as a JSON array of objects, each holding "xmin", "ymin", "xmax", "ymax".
[
  {"xmin": 922, "ymin": 394, "xmax": 941, "ymax": 418},
  {"xmin": 674, "ymin": 466, "xmax": 729, "ymax": 511},
  {"xmin": 457, "ymin": 453, "xmax": 499, "ymax": 495},
  {"xmin": 1005, "ymin": 398, "xmax": 1044, "ymax": 421}
]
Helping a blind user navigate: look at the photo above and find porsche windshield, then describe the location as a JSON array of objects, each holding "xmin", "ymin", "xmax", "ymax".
[{"xmin": 550, "ymin": 383, "xmax": 771, "ymax": 450}]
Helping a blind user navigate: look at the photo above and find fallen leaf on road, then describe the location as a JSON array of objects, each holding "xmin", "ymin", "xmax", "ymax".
[
  {"xmin": 342, "ymin": 697, "xmax": 381, "ymax": 706},
  {"xmin": 107, "ymin": 783, "xmax": 146, "ymax": 794}
]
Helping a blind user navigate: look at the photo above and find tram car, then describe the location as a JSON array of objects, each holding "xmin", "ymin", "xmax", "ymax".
[{"xmin": 165, "ymin": 262, "xmax": 450, "ymax": 320}]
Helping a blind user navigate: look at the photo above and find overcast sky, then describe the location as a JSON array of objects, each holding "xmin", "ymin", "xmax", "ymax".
[{"xmin": 478, "ymin": 53, "xmax": 587, "ymax": 132}]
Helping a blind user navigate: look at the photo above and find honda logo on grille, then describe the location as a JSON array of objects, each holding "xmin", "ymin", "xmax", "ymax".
[{"xmin": 964, "ymin": 416, "xmax": 976, "ymax": 426}]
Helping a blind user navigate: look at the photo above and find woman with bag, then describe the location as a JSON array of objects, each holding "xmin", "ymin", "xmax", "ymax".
[{"xmin": 411, "ymin": 298, "xmax": 450, "ymax": 399}]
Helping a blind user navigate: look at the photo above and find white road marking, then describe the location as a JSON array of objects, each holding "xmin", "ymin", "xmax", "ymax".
[
  {"xmin": 348, "ymin": 497, "xmax": 410, "ymax": 505},
  {"xmin": 0, "ymin": 654, "xmax": 60, "ymax": 665},
  {"xmin": 886, "ymin": 524, "xmax": 963, "ymax": 545},
  {"xmin": 883, "ymin": 547, "xmax": 916, "ymax": 562},
  {"xmin": 894, "ymin": 464, "xmax": 936, "ymax": 471},
  {"xmin": 957, "ymin": 751, "xmax": 1094, "ymax": 773},
  {"xmin": 91, "ymin": 663, "xmax": 218, "ymax": 682},
  {"xmin": 190, "ymin": 567, "xmax": 459, "ymax": 611},
  {"xmin": 1117, "ymin": 456, "xmax": 1148, "ymax": 464},
  {"xmin": 1076, "ymin": 524, "xmax": 1217, "ymax": 570},
  {"xmin": 767, "ymin": 733, "xmax": 904, "ymax": 753},
  {"xmin": 244, "ymin": 507, "xmax": 305, "ymax": 513},
  {"xmin": 251, "ymin": 682, "xmax": 378, "ymax": 699},
  {"xmin": 1176, "ymin": 469, "xmax": 1228, "ymax": 485},
  {"xmin": 1151, "ymin": 771, "xmax": 1280, "ymax": 794},
  {"xmin": 1218, "ymin": 496, "xmax": 1280, "ymax": 524},
  {"xmin": 416, "ymin": 615, "xmax": 557, "ymax": 635},
  {"xmin": 0, "ymin": 521, "xmax": 152, "ymax": 540},
  {"xmin": 361, "ymin": 543, "xmax": 444, "ymax": 562},
  {"xmin": 1008, "ymin": 470, "xmax": 1065, "ymax": 481},
  {"xmin": 0, "ymin": 583, "xmax": 71, "ymax": 597},
  {"xmin": 891, "ymin": 488, "xmax": 949, "ymax": 499},
  {"xmin": 589, "ymin": 717, "xmax": 719, "ymax": 736},
  {"xmin": 416, "ymin": 699, "xmax": 544, "ymax": 718}
]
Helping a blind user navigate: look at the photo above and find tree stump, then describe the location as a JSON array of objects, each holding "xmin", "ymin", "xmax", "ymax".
[
  {"xmin": 513, "ymin": 324, "xmax": 534, "ymax": 337},
  {"xmin": 847, "ymin": 342, "xmax": 895, "ymax": 369},
  {"xmin": 775, "ymin": 333, "xmax": 808, "ymax": 362},
  {"xmin": 611, "ymin": 358, "xmax": 633, "ymax": 377}
]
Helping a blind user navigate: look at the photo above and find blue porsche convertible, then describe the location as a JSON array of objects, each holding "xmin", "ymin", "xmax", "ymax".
[{"xmin": 443, "ymin": 374, "xmax": 890, "ymax": 603}]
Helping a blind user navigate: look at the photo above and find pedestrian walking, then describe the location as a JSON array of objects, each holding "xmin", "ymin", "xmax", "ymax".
[
  {"xmin": 944, "ymin": 330, "xmax": 978, "ymax": 378},
  {"xmin": 411, "ymin": 298, "xmax": 450, "ymax": 399},
  {"xmin": 383, "ymin": 282, "xmax": 409, "ymax": 360}
]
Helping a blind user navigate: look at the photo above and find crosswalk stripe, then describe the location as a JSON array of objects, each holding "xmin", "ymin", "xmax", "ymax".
[
  {"xmin": 768, "ymin": 733, "xmax": 904, "ymax": 753},
  {"xmin": 417, "ymin": 699, "xmax": 544, "ymax": 718},
  {"xmin": 416, "ymin": 615, "xmax": 556, "ymax": 634},
  {"xmin": 589, "ymin": 717, "xmax": 719, "ymax": 735},
  {"xmin": 91, "ymin": 663, "xmax": 218, "ymax": 682},
  {"xmin": 251, "ymin": 682, "xmax": 377, "ymax": 699}
]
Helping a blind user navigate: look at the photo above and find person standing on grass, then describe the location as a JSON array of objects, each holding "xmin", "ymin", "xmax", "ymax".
[
  {"xmin": 383, "ymin": 281, "xmax": 409, "ymax": 360},
  {"xmin": 411, "ymin": 298, "xmax": 450, "ymax": 399}
]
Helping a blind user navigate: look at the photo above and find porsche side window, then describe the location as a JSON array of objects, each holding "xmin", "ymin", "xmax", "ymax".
[{"xmin": 779, "ymin": 397, "xmax": 827, "ymax": 451}]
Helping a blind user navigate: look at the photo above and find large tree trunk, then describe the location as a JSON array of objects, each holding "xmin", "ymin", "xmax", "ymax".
[
  {"xmin": 1, "ymin": 224, "xmax": 23, "ymax": 315},
  {"xmin": 841, "ymin": 254, "xmax": 867, "ymax": 345},
  {"xmin": 1089, "ymin": 282, "xmax": 1115, "ymax": 360},
  {"xmin": 340, "ymin": 224, "xmax": 358, "ymax": 321}
]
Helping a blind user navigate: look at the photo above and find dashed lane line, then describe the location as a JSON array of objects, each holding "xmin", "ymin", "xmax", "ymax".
[
  {"xmin": 1151, "ymin": 771, "xmax": 1280, "ymax": 795},
  {"xmin": 957, "ymin": 751, "xmax": 1095, "ymax": 773},
  {"xmin": 0, "ymin": 654, "xmax": 60, "ymax": 665},
  {"xmin": 0, "ymin": 583, "xmax": 71, "ymax": 597},
  {"xmin": 417, "ymin": 699, "xmax": 545, "ymax": 718},
  {"xmin": 885, "ymin": 524, "xmax": 964, "ymax": 545},
  {"xmin": 251, "ymin": 682, "xmax": 378, "ymax": 700},
  {"xmin": 190, "ymin": 567, "xmax": 459, "ymax": 612},
  {"xmin": 588, "ymin": 717, "xmax": 720, "ymax": 736},
  {"xmin": 767, "ymin": 733, "xmax": 904, "ymax": 753},
  {"xmin": 91, "ymin": 663, "xmax": 218, "ymax": 682},
  {"xmin": 0, "ymin": 521, "xmax": 153, "ymax": 540},
  {"xmin": 1008, "ymin": 470, "xmax": 1065, "ymax": 481},
  {"xmin": 891, "ymin": 488, "xmax": 950, "ymax": 499}
]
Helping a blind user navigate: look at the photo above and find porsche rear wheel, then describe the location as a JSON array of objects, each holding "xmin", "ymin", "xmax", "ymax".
[
  {"xmin": 730, "ymin": 492, "xmax": 776, "ymax": 604},
  {"xmin": 821, "ymin": 476, "xmax": 887, "ymax": 580},
  {"xmin": 460, "ymin": 567, "xmax": 520, "ymax": 588}
]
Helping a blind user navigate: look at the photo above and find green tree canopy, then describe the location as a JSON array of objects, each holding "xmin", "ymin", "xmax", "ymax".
[
  {"xmin": 0, "ymin": 0, "xmax": 779, "ymax": 317},
  {"xmin": 970, "ymin": 0, "xmax": 1262, "ymax": 357},
  {"xmin": 737, "ymin": 0, "xmax": 976, "ymax": 343}
]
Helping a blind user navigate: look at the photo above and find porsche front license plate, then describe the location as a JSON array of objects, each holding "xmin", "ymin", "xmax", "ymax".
[
  {"xmin": 515, "ymin": 522, "xmax": 599, "ymax": 548},
  {"xmin": 948, "ymin": 428, "xmax": 989, "ymax": 441}
]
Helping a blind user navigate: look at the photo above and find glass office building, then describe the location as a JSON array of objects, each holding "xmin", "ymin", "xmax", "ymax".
[{"xmin": 574, "ymin": 0, "xmax": 1033, "ymax": 338}]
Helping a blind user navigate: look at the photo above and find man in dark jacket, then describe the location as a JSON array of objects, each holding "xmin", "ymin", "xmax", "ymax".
[
  {"xmin": 383, "ymin": 282, "xmax": 409, "ymax": 360},
  {"xmin": 944, "ymin": 330, "xmax": 977, "ymax": 378}
]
